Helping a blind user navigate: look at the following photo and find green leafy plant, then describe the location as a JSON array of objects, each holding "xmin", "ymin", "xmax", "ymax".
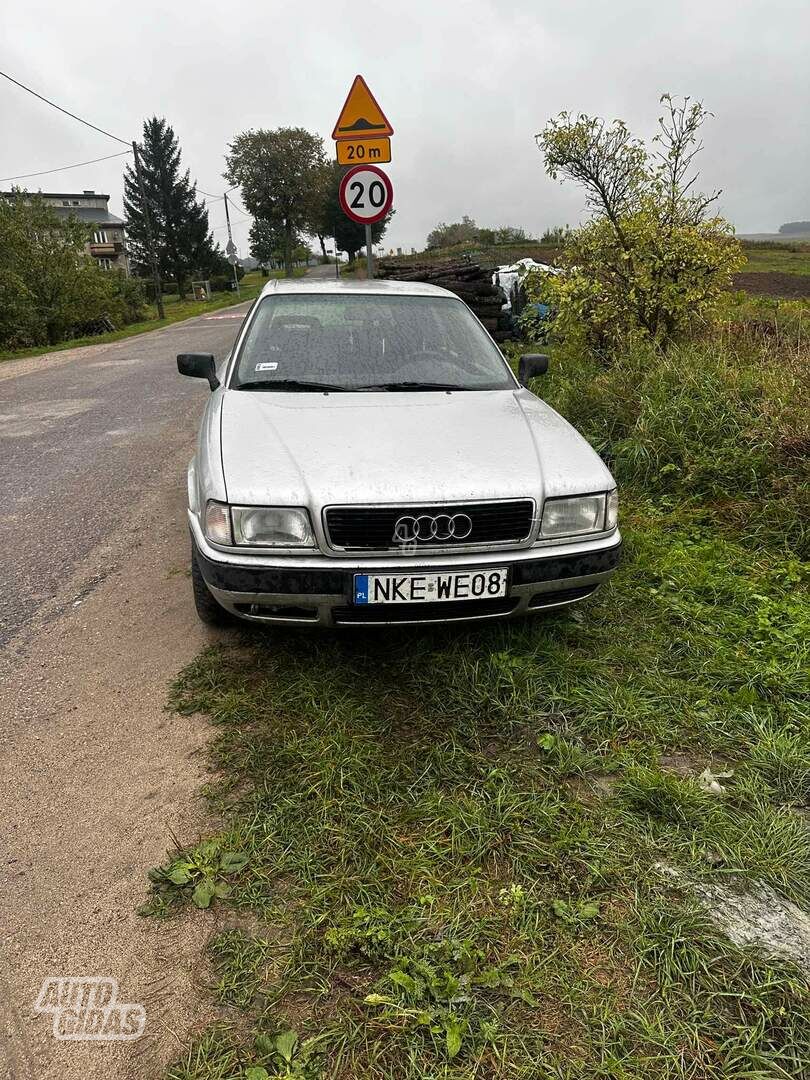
[
  {"xmin": 551, "ymin": 897, "xmax": 600, "ymax": 927},
  {"xmin": 534, "ymin": 95, "xmax": 745, "ymax": 355},
  {"xmin": 146, "ymin": 840, "xmax": 248, "ymax": 911},
  {"xmin": 0, "ymin": 193, "xmax": 146, "ymax": 349}
]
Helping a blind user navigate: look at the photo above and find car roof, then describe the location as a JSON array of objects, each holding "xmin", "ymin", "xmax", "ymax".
[{"xmin": 258, "ymin": 278, "xmax": 458, "ymax": 299}]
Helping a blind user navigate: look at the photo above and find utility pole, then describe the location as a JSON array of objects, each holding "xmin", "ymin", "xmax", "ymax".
[
  {"xmin": 223, "ymin": 192, "xmax": 240, "ymax": 298},
  {"xmin": 131, "ymin": 141, "xmax": 164, "ymax": 320}
]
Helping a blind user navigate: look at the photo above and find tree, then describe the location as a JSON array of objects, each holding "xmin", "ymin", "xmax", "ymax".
[
  {"xmin": 540, "ymin": 225, "xmax": 571, "ymax": 244},
  {"xmin": 0, "ymin": 192, "xmax": 145, "ymax": 348},
  {"xmin": 478, "ymin": 225, "xmax": 535, "ymax": 245},
  {"xmin": 305, "ymin": 162, "xmax": 335, "ymax": 262},
  {"xmin": 249, "ymin": 217, "xmax": 289, "ymax": 269},
  {"xmin": 778, "ymin": 221, "xmax": 810, "ymax": 236},
  {"xmin": 425, "ymin": 216, "xmax": 479, "ymax": 249},
  {"xmin": 124, "ymin": 117, "xmax": 220, "ymax": 298},
  {"xmin": 309, "ymin": 162, "xmax": 392, "ymax": 263},
  {"xmin": 533, "ymin": 95, "xmax": 744, "ymax": 354},
  {"xmin": 224, "ymin": 127, "xmax": 326, "ymax": 276}
]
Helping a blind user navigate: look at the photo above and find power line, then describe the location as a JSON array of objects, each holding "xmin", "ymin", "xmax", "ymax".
[
  {"xmin": 0, "ymin": 69, "xmax": 131, "ymax": 146},
  {"xmin": 199, "ymin": 185, "xmax": 251, "ymax": 217},
  {"xmin": 0, "ymin": 149, "xmax": 132, "ymax": 184},
  {"xmin": 211, "ymin": 213, "xmax": 251, "ymax": 232}
]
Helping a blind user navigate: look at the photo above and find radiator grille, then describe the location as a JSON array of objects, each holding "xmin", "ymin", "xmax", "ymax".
[{"xmin": 324, "ymin": 500, "xmax": 535, "ymax": 551}]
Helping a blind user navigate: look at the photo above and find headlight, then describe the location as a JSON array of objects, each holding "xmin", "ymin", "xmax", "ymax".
[
  {"xmin": 541, "ymin": 494, "xmax": 606, "ymax": 538},
  {"xmin": 231, "ymin": 506, "xmax": 315, "ymax": 547},
  {"xmin": 204, "ymin": 500, "xmax": 232, "ymax": 545},
  {"xmin": 606, "ymin": 488, "xmax": 619, "ymax": 531}
]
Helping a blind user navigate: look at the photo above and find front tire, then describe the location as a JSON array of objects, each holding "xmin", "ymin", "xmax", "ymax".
[{"xmin": 191, "ymin": 546, "xmax": 231, "ymax": 625}]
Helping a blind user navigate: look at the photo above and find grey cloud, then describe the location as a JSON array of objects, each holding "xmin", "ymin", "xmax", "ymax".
[{"xmin": 1, "ymin": 0, "xmax": 807, "ymax": 254}]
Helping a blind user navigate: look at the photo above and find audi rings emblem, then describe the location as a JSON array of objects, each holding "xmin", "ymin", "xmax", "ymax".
[{"xmin": 393, "ymin": 513, "xmax": 473, "ymax": 543}]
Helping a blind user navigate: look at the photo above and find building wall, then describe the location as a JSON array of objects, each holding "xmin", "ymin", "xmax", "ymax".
[
  {"xmin": 41, "ymin": 193, "xmax": 129, "ymax": 272},
  {"xmin": 48, "ymin": 194, "xmax": 109, "ymax": 212}
]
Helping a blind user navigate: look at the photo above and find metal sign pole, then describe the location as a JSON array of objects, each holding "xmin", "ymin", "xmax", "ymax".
[{"xmin": 365, "ymin": 223, "xmax": 373, "ymax": 279}]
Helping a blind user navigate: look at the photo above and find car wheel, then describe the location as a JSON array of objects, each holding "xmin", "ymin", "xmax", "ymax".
[{"xmin": 191, "ymin": 546, "xmax": 231, "ymax": 625}]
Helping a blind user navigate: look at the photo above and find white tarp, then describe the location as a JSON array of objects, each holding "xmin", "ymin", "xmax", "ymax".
[{"xmin": 492, "ymin": 258, "xmax": 562, "ymax": 311}]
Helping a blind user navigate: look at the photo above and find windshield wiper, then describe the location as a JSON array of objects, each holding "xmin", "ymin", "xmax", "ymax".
[
  {"xmin": 236, "ymin": 379, "xmax": 347, "ymax": 392},
  {"xmin": 355, "ymin": 381, "xmax": 470, "ymax": 392}
]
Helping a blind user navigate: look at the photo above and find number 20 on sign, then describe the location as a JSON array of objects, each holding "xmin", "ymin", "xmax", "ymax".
[{"xmin": 338, "ymin": 165, "xmax": 394, "ymax": 226}]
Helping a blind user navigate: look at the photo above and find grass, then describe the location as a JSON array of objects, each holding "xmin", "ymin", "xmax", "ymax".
[
  {"xmin": 0, "ymin": 268, "xmax": 307, "ymax": 364},
  {"xmin": 153, "ymin": 510, "xmax": 810, "ymax": 1078},
  {"xmin": 524, "ymin": 305, "xmax": 809, "ymax": 555},
  {"xmin": 146, "ymin": 307, "xmax": 810, "ymax": 1078},
  {"xmin": 742, "ymin": 245, "xmax": 810, "ymax": 276}
]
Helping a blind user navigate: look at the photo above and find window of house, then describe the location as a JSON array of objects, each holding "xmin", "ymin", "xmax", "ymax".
[
  {"xmin": 72, "ymin": 200, "xmax": 79, "ymax": 205},
  {"xmin": 93, "ymin": 230, "xmax": 108, "ymax": 244},
  {"xmin": 62, "ymin": 200, "xmax": 70, "ymax": 206},
  {"xmin": 97, "ymin": 257, "xmax": 112, "ymax": 271}
]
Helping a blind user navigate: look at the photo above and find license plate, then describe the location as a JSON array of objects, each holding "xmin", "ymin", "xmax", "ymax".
[{"xmin": 353, "ymin": 569, "xmax": 508, "ymax": 605}]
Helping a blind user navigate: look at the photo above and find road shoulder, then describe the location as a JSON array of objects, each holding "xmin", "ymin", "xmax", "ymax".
[{"xmin": 0, "ymin": 445, "xmax": 230, "ymax": 1080}]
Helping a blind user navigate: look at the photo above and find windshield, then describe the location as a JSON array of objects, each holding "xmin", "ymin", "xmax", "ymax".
[{"xmin": 230, "ymin": 293, "xmax": 515, "ymax": 391}]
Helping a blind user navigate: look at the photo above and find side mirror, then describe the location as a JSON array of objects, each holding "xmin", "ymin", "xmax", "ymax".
[
  {"xmin": 177, "ymin": 352, "xmax": 219, "ymax": 390},
  {"xmin": 518, "ymin": 353, "xmax": 549, "ymax": 387}
]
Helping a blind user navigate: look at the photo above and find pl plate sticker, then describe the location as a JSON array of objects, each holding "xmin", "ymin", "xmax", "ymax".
[{"xmin": 255, "ymin": 362, "xmax": 278, "ymax": 371}]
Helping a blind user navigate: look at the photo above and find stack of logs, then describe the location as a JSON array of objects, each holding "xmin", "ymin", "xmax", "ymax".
[{"xmin": 375, "ymin": 259, "xmax": 512, "ymax": 342}]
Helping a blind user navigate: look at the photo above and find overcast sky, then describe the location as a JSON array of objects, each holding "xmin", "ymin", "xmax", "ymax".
[{"xmin": 2, "ymin": 0, "xmax": 808, "ymax": 256}]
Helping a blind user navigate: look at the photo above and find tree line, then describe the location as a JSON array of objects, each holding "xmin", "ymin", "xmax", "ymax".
[
  {"xmin": 0, "ymin": 111, "xmax": 396, "ymax": 351},
  {"xmin": 126, "ymin": 119, "xmax": 394, "ymax": 280},
  {"xmin": 224, "ymin": 127, "xmax": 392, "ymax": 273},
  {"xmin": 3, "ymin": 94, "xmax": 742, "ymax": 354},
  {"xmin": 425, "ymin": 217, "xmax": 535, "ymax": 250}
]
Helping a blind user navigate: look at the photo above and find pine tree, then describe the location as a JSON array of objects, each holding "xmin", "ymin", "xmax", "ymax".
[{"xmin": 124, "ymin": 117, "xmax": 223, "ymax": 298}]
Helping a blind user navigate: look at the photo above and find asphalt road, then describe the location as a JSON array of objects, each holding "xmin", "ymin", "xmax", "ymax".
[{"xmin": 0, "ymin": 301, "xmax": 252, "ymax": 651}]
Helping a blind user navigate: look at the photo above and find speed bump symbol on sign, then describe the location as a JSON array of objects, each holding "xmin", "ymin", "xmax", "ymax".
[
  {"xmin": 332, "ymin": 75, "xmax": 394, "ymax": 141},
  {"xmin": 336, "ymin": 137, "xmax": 391, "ymax": 165},
  {"xmin": 338, "ymin": 164, "xmax": 394, "ymax": 226}
]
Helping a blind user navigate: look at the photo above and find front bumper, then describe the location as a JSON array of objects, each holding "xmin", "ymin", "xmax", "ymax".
[{"xmin": 191, "ymin": 515, "xmax": 622, "ymax": 627}]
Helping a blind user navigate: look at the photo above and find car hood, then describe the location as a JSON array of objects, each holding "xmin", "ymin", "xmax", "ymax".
[{"xmin": 219, "ymin": 388, "xmax": 613, "ymax": 507}]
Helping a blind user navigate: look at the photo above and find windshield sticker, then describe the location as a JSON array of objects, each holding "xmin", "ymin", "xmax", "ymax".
[{"xmin": 255, "ymin": 362, "xmax": 279, "ymax": 371}]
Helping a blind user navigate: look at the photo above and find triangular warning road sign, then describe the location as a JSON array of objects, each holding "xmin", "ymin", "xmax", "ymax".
[{"xmin": 332, "ymin": 75, "xmax": 393, "ymax": 141}]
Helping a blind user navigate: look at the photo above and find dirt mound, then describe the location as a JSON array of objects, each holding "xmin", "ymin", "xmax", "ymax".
[{"xmin": 732, "ymin": 271, "xmax": 810, "ymax": 298}]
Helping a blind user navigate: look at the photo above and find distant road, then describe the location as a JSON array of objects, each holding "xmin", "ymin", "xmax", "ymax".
[{"xmin": 304, "ymin": 261, "xmax": 341, "ymax": 279}]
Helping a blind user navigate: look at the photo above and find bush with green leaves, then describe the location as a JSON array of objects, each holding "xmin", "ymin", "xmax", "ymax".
[
  {"xmin": 108, "ymin": 272, "xmax": 146, "ymax": 323},
  {"xmin": 520, "ymin": 319, "xmax": 809, "ymax": 552},
  {"xmin": 534, "ymin": 95, "xmax": 745, "ymax": 355},
  {"xmin": 0, "ymin": 192, "xmax": 145, "ymax": 348}
]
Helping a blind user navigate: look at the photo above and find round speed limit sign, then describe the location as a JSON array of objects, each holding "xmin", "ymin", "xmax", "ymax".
[{"xmin": 338, "ymin": 164, "xmax": 394, "ymax": 225}]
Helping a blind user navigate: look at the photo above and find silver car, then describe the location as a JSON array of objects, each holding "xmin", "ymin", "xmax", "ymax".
[{"xmin": 177, "ymin": 279, "xmax": 620, "ymax": 627}]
